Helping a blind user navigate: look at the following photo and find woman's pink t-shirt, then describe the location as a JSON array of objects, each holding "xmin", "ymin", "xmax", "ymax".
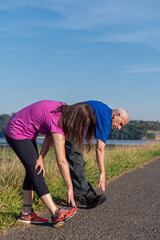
[{"xmin": 5, "ymin": 100, "xmax": 66, "ymax": 140}]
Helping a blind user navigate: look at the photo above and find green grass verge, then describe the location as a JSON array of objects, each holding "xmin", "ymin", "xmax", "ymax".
[{"xmin": 0, "ymin": 142, "xmax": 160, "ymax": 233}]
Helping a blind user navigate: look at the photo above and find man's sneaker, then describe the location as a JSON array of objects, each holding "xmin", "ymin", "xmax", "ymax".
[
  {"xmin": 87, "ymin": 194, "xmax": 106, "ymax": 209},
  {"xmin": 52, "ymin": 207, "xmax": 77, "ymax": 228},
  {"xmin": 74, "ymin": 195, "xmax": 87, "ymax": 206},
  {"xmin": 18, "ymin": 210, "xmax": 48, "ymax": 224}
]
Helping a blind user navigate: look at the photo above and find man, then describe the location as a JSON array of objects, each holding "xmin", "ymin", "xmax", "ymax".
[{"xmin": 65, "ymin": 100, "xmax": 129, "ymax": 208}]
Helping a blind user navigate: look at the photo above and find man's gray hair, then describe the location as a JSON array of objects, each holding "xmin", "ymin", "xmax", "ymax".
[{"xmin": 114, "ymin": 108, "xmax": 129, "ymax": 120}]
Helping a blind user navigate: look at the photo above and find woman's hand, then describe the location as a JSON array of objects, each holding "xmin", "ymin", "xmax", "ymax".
[
  {"xmin": 67, "ymin": 187, "xmax": 76, "ymax": 207},
  {"xmin": 34, "ymin": 155, "xmax": 45, "ymax": 177}
]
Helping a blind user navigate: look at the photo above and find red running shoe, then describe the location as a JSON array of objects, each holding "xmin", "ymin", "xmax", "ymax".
[
  {"xmin": 52, "ymin": 207, "xmax": 77, "ymax": 228},
  {"xmin": 18, "ymin": 209, "xmax": 48, "ymax": 224}
]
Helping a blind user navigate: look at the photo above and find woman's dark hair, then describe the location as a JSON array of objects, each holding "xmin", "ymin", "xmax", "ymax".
[{"xmin": 54, "ymin": 103, "xmax": 96, "ymax": 150}]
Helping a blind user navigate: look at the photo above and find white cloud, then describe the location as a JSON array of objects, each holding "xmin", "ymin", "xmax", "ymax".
[
  {"xmin": 54, "ymin": 50, "xmax": 70, "ymax": 55},
  {"xmin": 1, "ymin": 0, "xmax": 160, "ymax": 49},
  {"xmin": 33, "ymin": 0, "xmax": 160, "ymax": 29},
  {"xmin": 86, "ymin": 29, "xmax": 160, "ymax": 49},
  {"xmin": 123, "ymin": 64, "xmax": 160, "ymax": 73},
  {"xmin": 1, "ymin": 0, "xmax": 160, "ymax": 28},
  {"xmin": 9, "ymin": 46, "xmax": 31, "ymax": 51}
]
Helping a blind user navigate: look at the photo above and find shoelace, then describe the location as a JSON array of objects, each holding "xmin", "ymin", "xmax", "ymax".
[
  {"xmin": 51, "ymin": 208, "xmax": 68, "ymax": 221},
  {"xmin": 20, "ymin": 211, "xmax": 37, "ymax": 221}
]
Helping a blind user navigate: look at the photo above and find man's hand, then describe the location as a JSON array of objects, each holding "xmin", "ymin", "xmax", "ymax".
[
  {"xmin": 99, "ymin": 171, "xmax": 105, "ymax": 191},
  {"xmin": 34, "ymin": 155, "xmax": 45, "ymax": 177}
]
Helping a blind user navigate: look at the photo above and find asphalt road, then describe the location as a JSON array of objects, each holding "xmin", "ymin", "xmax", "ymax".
[{"xmin": 1, "ymin": 158, "xmax": 160, "ymax": 240}]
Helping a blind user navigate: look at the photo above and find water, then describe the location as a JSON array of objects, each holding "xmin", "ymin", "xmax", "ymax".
[{"xmin": 0, "ymin": 137, "xmax": 159, "ymax": 146}]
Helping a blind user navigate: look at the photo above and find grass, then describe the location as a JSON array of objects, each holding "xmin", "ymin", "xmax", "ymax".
[{"xmin": 0, "ymin": 142, "xmax": 160, "ymax": 233}]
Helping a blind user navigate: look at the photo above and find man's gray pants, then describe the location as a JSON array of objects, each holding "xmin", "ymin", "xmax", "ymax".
[{"xmin": 65, "ymin": 140, "xmax": 96, "ymax": 198}]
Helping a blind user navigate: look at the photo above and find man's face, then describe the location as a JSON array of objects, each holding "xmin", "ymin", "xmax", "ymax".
[{"xmin": 111, "ymin": 113, "xmax": 128, "ymax": 130}]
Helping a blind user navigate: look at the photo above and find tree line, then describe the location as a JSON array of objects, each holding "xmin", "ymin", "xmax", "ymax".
[
  {"xmin": 0, "ymin": 113, "xmax": 160, "ymax": 139},
  {"xmin": 108, "ymin": 120, "xmax": 160, "ymax": 140},
  {"xmin": 0, "ymin": 114, "xmax": 13, "ymax": 137}
]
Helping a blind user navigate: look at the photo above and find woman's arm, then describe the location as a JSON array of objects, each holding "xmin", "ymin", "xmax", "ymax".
[
  {"xmin": 40, "ymin": 134, "xmax": 53, "ymax": 158},
  {"xmin": 35, "ymin": 135, "xmax": 53, "ymax": 177},
  {"xmin": 52, "ymin": 133, "xmax": 76, "ymax": 207}
]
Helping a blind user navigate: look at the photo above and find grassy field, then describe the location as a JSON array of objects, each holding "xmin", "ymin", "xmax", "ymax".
[{"xmin": 0, "ymin": 142, "xmax": 160, "ymax": 233}]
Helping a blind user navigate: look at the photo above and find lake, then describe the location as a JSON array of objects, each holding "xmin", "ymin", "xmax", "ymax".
[{"xmin": 0, "ymin": 138, "xmax": 159, "ymax": 147}]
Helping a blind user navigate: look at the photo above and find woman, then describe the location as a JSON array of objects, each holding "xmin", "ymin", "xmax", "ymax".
[{"xmin": 5, "ymin": 100, "xmax": 96, "ymax": 227}]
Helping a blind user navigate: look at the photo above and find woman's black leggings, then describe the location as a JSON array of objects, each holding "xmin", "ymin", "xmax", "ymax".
[{"xmin": 5, "ymin": 134, "xmax": 50, "ymax": 198}]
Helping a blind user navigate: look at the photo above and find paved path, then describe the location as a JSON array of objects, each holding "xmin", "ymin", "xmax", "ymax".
[{"xmin": 1, "ymin": 158, "xmax": 160, "ymax": 240}]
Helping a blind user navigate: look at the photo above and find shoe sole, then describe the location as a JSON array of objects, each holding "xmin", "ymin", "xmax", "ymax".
[
  {"xmin": 18, "ymin": 219, "xmax": 48, "ymax": 224},
  {"xmin": 53, "ymin": 209, "xmax": 77, "ymax": 228}
]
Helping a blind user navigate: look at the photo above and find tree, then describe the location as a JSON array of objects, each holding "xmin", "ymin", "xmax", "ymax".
[
  {"xmin": 0, "ymin": 114, "xmax": 11, "ymax": 137},
  {"xmin": 108, "ymin": 120, "xmax": 160, "ymax": 140}
]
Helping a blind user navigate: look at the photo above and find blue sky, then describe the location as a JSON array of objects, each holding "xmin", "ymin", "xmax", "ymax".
[{"xmin": 1, "ymin": 0, "xmax": 160, "ymax": 121}]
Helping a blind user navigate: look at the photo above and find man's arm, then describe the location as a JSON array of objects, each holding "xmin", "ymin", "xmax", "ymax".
[{"xmin": 96, "ymin": 138, "xmax": 106, "ymax": 191}]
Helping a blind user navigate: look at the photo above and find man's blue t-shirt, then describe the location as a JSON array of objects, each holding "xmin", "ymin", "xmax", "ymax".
[{"xmin": 85, "ymin": 101, "xmax": 112, "ymax": 144}]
